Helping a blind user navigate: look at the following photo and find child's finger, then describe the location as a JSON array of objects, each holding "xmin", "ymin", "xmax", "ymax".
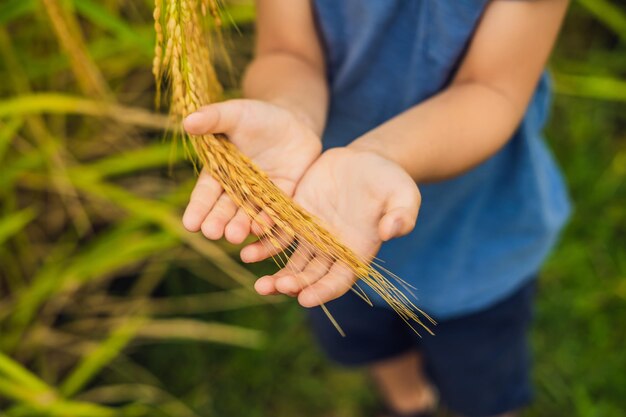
[
  {"xmin": 379, "ymin": 183, "xmax": 421, "ymax": 241},
  {"xmin": 239, "ymin": 228, "xmax": 294, "ymax": 263},
  {"xmin": 200, "ymin": 193, "xmax": 238, "ymax": 240},
  {"xmin": 265, "ymin": 268, "xmax": 299, "ymax": 297},
  {"xmin": 182, "ymin": 170, "xmax": 223, "ymax": 232},
  {"xmin": 283, "ymin": 242, "xmax": 316, "ymax": 274},
  {"xmin": 255, "ymin": 243, "xmax": 314, "ymax": 297},
  {"xmin": 276, "ymin": 251, "xmax": 333, "ymax": 294},
  {"xmin": 275, "ymin": 254, "xmax": 332, "ymax": 295},
  {"xmin": 254, "ymin": 275, "xmax": 279, "ymax": 295},
  {"xmin": 250, "ymin": 211, "xmax": 274, "ymax": 236},
  {"xmin": 297, "ymin": 262, "xmax": 355, "ymax": 308},
  {"xmin": 224, "ymin": 208, "xmax": 251, "ymax": 244},
  {"xmin": 240, "ymin": 240, "xmax": 271, "ymax": 263}
]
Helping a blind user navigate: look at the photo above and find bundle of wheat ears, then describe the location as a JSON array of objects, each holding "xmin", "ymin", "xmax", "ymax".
[{"xmin": 152, "ymin": 0, "xmax": 434, "ymax": 335}]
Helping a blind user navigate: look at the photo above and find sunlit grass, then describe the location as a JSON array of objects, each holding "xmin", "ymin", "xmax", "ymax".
[{"xmin": 0, "ymin": 1, "xmax": 265, "ymax": 416}]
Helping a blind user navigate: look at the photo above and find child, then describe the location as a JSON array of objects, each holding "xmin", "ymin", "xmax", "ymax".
[{"xmin": 181, "ymin": 1, "xmax": 571, "ymax": 416}]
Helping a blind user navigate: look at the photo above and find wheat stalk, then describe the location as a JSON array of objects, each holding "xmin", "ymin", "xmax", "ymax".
[
  {"xmin": 153, "ymin": 0, "xmax": 434, "ymax": 335},
  {"xmin": 42, "ymin": 0, "xmax": 111, "ymax": 99}
]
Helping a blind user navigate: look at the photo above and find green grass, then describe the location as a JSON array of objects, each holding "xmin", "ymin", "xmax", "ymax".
[{"xmin": 0, "ymin": 1, "xmax": 624, "ymax": 416}]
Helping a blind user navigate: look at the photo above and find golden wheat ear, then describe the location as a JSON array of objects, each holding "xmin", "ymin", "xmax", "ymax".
[{"xmin": 153, "ymin": 0, "xmax": 435, "ymax": 335}]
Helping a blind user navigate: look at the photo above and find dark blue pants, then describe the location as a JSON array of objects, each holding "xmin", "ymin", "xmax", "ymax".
[{"xmin": 308, "ymin": 279, "xmax": 537, "ymax": 417}]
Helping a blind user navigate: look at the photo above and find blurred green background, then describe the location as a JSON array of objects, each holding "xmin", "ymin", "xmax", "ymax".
[{"xmin": 0, "ymin": 1, "xmax": 624, "ymax": 416}]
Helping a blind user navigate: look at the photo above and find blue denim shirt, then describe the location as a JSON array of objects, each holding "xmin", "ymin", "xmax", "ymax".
[{"xmin": 313, "ymin": 0, "xmax": 571, "ymax": 318}]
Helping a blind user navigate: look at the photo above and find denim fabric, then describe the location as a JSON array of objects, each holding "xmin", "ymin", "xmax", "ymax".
[{"xmin": 313, "ymin": 0, "xmax": 570, "ymax": 317}]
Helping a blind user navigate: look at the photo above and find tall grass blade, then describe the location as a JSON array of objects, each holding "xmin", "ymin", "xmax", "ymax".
[
  {"xmin": 0, "ymin": 93, "xmax": 169, "ymax": 130},
  {"xmin": 0, "ymin": 27, "xmax": 93, "ymax": 235},
  {"xmin": 72, "ymin": 0, "xmax": 153, "ymax": 55},
  {"xmin": 0, "ymin": 352, "xmax": 50, "ymax": 391},
  {"xmin": 5, "ymin": 400, "xmax": 122, "ymax": 417},
  {"xmin": 82, "ymin": 143, "xmax": 180, "ymax": 179},
  {"xmin": 0, "ymin": 153, "xmax": 44, "ymax": 191},
  {"xmin": 8, "ymin": 227, "xmax": 177, "ymax": 342},
  {"xmin": 0, "ymin": 207, "xmax": 37, "ymax": 246},
  {"xmin": 0, "ymin": 0, "xmax": 35, "ymax": 25},
  {"xmin": 136, "ymin": 319, "xmax": 264, "ymax": 348},
  {"xmin": 0, "ymin": 118, "xmax": 23, "ymax": 161},
  {"xmin": 221, "ymin": 2, "xmax": 256, "ymax": 27},
  {"xmin": 64, "ymin": 175, "xmax": 257, "ymax": 288},
  {"xmin": 555, "ymin": 73, "xmax": 626, "ymax": 101},
  {"xmin": 60, "ymin": 318, "xmax": 144, "ymax": 398},
  {"xmin": 41, "ymin": 0, "xmax": 111, "ymax": 99},
  {"xmin": 78, "ymin": 383, "xmax": 201, "ymax": 417},
  {"xmin": 577, "ymin": 0, "xmax": 626, "ymax": 43}
]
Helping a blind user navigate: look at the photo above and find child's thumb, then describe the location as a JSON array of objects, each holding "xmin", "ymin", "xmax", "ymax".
[
  {"xmin": 183, "ymin": 100, "xmax": 245, "ymax": 136},
  {"xmin": 378, "ymin": 186, "xmax": 421, "ymax": 241}
]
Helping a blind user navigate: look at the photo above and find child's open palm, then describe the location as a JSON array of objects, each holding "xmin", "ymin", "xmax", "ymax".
[
  {"xmin": 181, "ymin": 99, "xmax": 321, "ymax": 244},
  {"xmin": 243, "ymin": 147, "xmax": 421, "ymax": 307}
]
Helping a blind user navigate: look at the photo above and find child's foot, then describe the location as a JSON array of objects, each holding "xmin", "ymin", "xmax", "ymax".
[{"xmin": 378, "ymin": 384, "xmax": 438, "ymax": 417}]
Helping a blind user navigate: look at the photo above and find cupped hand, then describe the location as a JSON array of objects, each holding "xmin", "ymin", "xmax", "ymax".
[
  {"xmin": 182, "ymin": 99, "xmax": 322, "ymax": 244},
  {"xmin": 242, "ymin": 146, "xmax": 421, "ymax": 307}
]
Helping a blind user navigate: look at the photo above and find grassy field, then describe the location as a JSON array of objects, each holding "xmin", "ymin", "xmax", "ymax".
[{"xmin": 1, "ymin": 1, "xmax": 625, "ymax": 416}]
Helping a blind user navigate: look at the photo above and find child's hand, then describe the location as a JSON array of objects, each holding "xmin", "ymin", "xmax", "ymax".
[
  {"xmin": 243, "ymin": 147, "xmax": 421, "ymax": 307},
  {"xmin": 182, "ymin": 99, "xmax": 322, "ymax": 244}
]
